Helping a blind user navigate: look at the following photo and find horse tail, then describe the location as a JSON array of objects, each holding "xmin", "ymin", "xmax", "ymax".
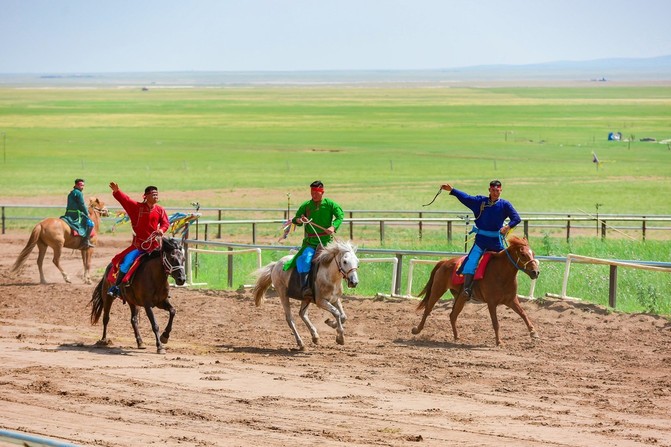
[
  {"xmin": 416, "ymin": 260, "xmax": 447, "ymax": 311},
  {"xmin": 90, "ymin": 265, "xmax": 109, "ymax": 324},
  {"xmin": 252, "ymin": 262, "xmax": 276, "ymax": 307},
  {"xmin": 11, "ymin": 224, "xmax": 41, "ymax": 273}
]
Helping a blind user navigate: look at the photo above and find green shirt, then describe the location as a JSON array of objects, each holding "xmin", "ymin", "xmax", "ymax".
[{"xmin": 292, "ymin": 197, "xmax": 344, "ymax": 248}]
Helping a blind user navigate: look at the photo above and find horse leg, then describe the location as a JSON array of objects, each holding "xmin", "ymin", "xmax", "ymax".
[
  {"xmin": 449, "ymin": 295, "xmax": 467, "ymax": 342},
  {"xmin": 81, "ymin": 248, "xmax": 92, "ymax": 285},
  {"xmin": 157, "ymin": 299, "xmax": 176, "ymax": 344},
  {"xmin": 279, "ymin": 293, "xmax": 305, "ymax": 350},
  {"xmin": 506, "ymin": 298, "xmax": 539, "ymax": 341},
  {"xmin": 325, "ymin": 297, "xmax": 347, "ymax": 328},
  {"xmin": 298, "ymin": 298, "xmax": 320, "ymax": 345},
  {"xmin": 50, "ymin": 244, "xmax": 71, "ymax": 284},
  {"xmin": 96, "ymin": 294, "xmax": 115, "ymax": 346},
  {"xmin": 143, "ymin": 306, "xmax": 165, "ymax": 354},
  {"xmin": 36, "ymin": 241, "xmax": 49, "ymax": 284},
  {"xmin": 129, "ymin": 304, "xmax": 145, "ymax": 349},
  {"xmin": 487, "ymin": 302, "xmax": 503, "ymax": 347},
  {"xmin": 315, "ymin": 299, "xmax": 345, "ymax": 345}
]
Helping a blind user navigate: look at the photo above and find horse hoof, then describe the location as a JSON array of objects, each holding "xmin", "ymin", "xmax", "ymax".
[
  {"xmin": 336, "ymin": 335, "xmax": 345, "ymax": 345},
  {"xmin": 160, "ymin": 334, "xmax": 169, "ymax": 344},
  {"xmin": 312, "ymin": 337, "xmax": 319, "ymax": 344},
  {"xmin": 411, "ymin": 326, "xmax": 421, "ymax": 335},
  {"xmin": 530, "ymin": 331, "xmax": 540, "ymax": 340},
  {"xmin": 95, "ymin": 339, "xmax": 111, "ymax": 346},
  {"xmin": 157, "ymin": 348, "xmax": 166, "ymax": 354},
  {"xmin": 137, "ymin": 342, "xmax": 146, "ymax": 350},
  {"xmin": 298, "ymin": 345, "xmax": 306, "ymax": 351},
  {"xmin": 324, "ymin": 318, "xmax": 337, "ymax": 329}
]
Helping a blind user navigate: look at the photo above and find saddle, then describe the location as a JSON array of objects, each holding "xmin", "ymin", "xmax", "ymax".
[
  {"xmin": 286, "ymin": 264, "xmax": 320, "ymax": 301},
  {"xmin": 451, "ymin": 252, "xmax": 492, "ymax": 285},
  {"xmin": 106, "ymin": 250, "xmax": 161, "ymax": 290}
]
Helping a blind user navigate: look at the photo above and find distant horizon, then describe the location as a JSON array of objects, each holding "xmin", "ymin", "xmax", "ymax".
[{"xmin": 2, "ymin": 53, "xmax": 671, "ymax": 76}]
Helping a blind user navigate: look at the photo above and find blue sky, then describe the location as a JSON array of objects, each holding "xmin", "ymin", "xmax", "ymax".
[{"xmin": 2, "ymin": 0, "xmax": 670, "ymax": 73}]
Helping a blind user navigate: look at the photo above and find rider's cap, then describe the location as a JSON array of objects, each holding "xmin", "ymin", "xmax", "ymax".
[
  {"xmin": 144, "ymin": 186, "xmax": 158, "ymax": 195},
  {"xmin": 489, "ymin": 180, "xmax": 502, "ymax": 187}
]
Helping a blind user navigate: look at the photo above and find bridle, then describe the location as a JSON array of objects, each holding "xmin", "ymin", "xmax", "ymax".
[
  {"xmin": 504, "ymin": 245, "xmax": 539, "ymax": 275},
  {"xmin": 162, "ymin": 243, "xmax": 185, "ymax": 277},
  {"xmin": 335, "ymin": 249, "xmax": 358, "ymax": 279}
]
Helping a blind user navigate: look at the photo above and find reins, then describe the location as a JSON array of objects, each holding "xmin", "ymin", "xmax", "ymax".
[{"xmin": 305, "ymin": 219, "xmax": 358, "ymax": 279}]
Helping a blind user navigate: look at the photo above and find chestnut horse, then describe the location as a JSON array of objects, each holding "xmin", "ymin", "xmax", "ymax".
[
  {"xmin": 411, "ymin": 236, "xmax": 540, "ymax": 346},
  {"xmin": 11, "ymin": 197, "xmax": 109, "ymax": 285},
  {"xmin": 253, "ymin": 239, "xmax": 359, "ymax": 350},
  {"xmin": 89, "ymin": 237, "xmax": 186, "ymax": 354}
]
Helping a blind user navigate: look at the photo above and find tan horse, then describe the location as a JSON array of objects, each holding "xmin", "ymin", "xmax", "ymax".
[
  {"xmin": 11, "ymin": 197, "xmax": 109, "ymax": 284},
  {"xmin": 411, "ymin": 236, "xmax": 540, "ymax": 346}
]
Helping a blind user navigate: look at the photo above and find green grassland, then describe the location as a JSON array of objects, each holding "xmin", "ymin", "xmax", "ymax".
[
  {"xmin": 1, "ymin": 85, "xmax": 669, "ymax": 314},
  {"xmin": 0, "ymin": 86, "xmax": 670, "ymax": 212}
]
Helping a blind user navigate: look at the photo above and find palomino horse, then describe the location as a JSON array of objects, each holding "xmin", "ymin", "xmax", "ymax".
[
  {"xmin": 89, "ymin": 237, "xmax": 186, "ymax": 354},
  {"xmin": 253, "ymin": 239, "xmax": 359, "ymax": 350},
  {"xmin": 11, "ymin": 197, "xmax": 109, "ymax": 285},
  {"xmin": 412, "ymin": 236, "xmax": 540, "ymax": 346}
]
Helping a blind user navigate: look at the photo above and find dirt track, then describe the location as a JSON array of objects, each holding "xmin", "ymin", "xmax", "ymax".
[{"xmin": 1, "ymin": 231, "xmax": 671, "ymax": 447}]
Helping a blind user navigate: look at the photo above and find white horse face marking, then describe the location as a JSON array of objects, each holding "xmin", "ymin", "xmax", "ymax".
[{"xmin": 340, "ymin": 250, "xmax": 359, "ymax": 288}]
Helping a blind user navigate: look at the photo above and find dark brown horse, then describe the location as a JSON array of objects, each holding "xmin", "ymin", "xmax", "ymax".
[
  {"xmin": 411, "ymin": 236, "xmax": 540, "ymax": 346},
  {"xmin": 89, "ymin": 237, "xmax": 186, "ymax": 354},
  {"xmin": 11, "ymin": 197, "xmax": 109, "ymax": 284}
]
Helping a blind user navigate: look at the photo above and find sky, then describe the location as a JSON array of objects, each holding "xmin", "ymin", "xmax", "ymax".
[{"xmin": 2, "ymin": 0, "xmax": 671, "ymax": 73}]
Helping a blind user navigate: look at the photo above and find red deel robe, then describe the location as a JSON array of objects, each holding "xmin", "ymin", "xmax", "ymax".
[{"xmin": 114, "ymin": 189, "xmax": 169, "ymax": 251}]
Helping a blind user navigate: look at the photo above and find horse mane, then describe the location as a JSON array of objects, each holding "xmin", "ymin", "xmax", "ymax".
[
  {"xmin": 315, "ymin": 239, "xmax": 357, "ymax": 264},
  {"xmin": 507, "ymin": 235, "xmax": 528, "ymax": 248}
]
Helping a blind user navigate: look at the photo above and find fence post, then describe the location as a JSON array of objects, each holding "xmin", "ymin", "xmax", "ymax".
[
  {"xmin": 601, "ymin": 221, "xmax": 607, "ymax": 240},
  {"xmin": 419, "ymin": 212, "xmax": 423, "ymax": 240},
  {"xmin": 349, "ymin": 211, "xmax": 353, "ymax": 240},
  {"xmin": 204, "ymin": 224, "xmax": 209, "ymax": 241},
  {"xmin": 447, "ymin": 220, "xmax": 452, "ymax": 242},
  {"xmin": 380, "ymin": 221, "xmax": 385, "ymax": 244},
  {"xmin": 642, "ymin": 217, "xmax": 646, "ymax": 242},
  {"xmin": 394, "ymin": 253, "xmax": 403, "ymax": 295},
  {"xmin": 227, "ymin": 247, "xmax": 234, "ymax": 288},
  {"xmin": 217, "ymin": 210, "xmax": 222, "ymax": 239},
  {"xmin": 523, "ymin": 220, "xmax": 529, "ymax": 239},
  {"xmin": 252, "ymin": 223, "xmax": 257, "ymax": 244},
  {"xmin": 609, "ymin": 265, "xmax": 618, "ymax": 308},
  {"xmin": 566, "ymin": 215, "xmax": 571, "ymax": 243},
  {"xmin": 1, "ymin": 206, "xmax": 5, "ymax": 234}
]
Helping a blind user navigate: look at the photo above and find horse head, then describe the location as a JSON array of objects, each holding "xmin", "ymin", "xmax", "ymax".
[
  {"xmin": 161, "ymin": 237, "xmax": 186, "ymax": 286},
  {"xmin": 507, "ymin": 236, "xmax": 540, "ymax": 280},
  {"xmin": 88, "ymin": 197, "xmax": 109, "ymax": 217},
  {"xmin": 318, "ymin": 240, "xmax": 359, "ymax": 288}
]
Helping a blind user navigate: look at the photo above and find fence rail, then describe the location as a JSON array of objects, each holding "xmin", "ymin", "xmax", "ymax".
[
  {"xmin": 3, "ymin": 204, "xmax": 671, "ymax": 242},
  {"xmin": 182, "ymin": 239, "xmax": 671, "ymax": 310}
]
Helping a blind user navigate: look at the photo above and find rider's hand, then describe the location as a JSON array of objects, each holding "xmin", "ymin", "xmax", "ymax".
[
  {"xmin": 441, "ymin": 183, "xmax": 452, "ymax": 192},
  {"xmin": 299, "ymin": 215, "xmax": 309, "ymax": 224},
  {"xmin": 109, "ymin": 182, "xmax": 119, "ymax": 193},
  {"xmin": 325, "ymin": 226, "xmax": 335, "ymax": 235},
  {"xmin": 500, "ymin": 225, "xmax": 510, "ymax": 235}
]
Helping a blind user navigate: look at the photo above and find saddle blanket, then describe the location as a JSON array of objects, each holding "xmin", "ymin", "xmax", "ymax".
[
  {"xmin": 451, "ymin": 252, "xmax": 492, "ymax": 285},
  {"xmin": 105, "ymin": 250, "xmax": 155, "ymax": 287}
]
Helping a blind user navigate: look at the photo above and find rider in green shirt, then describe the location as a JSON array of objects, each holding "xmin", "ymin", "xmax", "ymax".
[{"xmin": 284, "ymin": 180, "xmax": 344, "ymax": 299}]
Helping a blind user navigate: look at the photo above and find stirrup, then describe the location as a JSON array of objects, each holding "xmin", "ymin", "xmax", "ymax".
[{"xmin": 107, "ymin": 285, "xmax": 120, "ymax": 297}]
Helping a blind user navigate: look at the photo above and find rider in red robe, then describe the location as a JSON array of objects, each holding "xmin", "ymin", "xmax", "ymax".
[{"xmin": 107, "ymin": 182, "xmax": 170, "ymax": 297}]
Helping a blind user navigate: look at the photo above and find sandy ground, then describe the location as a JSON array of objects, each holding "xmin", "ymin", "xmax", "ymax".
[{"xmin": 1, "ymin": 229, "xmax": 671, "ymax": 447}]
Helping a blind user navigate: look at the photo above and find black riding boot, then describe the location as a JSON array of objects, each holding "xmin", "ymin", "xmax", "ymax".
[
  {"xmin": 300, "ymin": 271, "xmax": 313, "ymax": 300},
  {"xmin": 462, "ymin": 274, "xmax": 474, "ymax": 298},
  {"xmin": 107, "ymin": 271, "xmax": 125, "ymax": 297},
  {"xmin": 81, "ymin": 235, "xmax": 94, "ymax": 249}
]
